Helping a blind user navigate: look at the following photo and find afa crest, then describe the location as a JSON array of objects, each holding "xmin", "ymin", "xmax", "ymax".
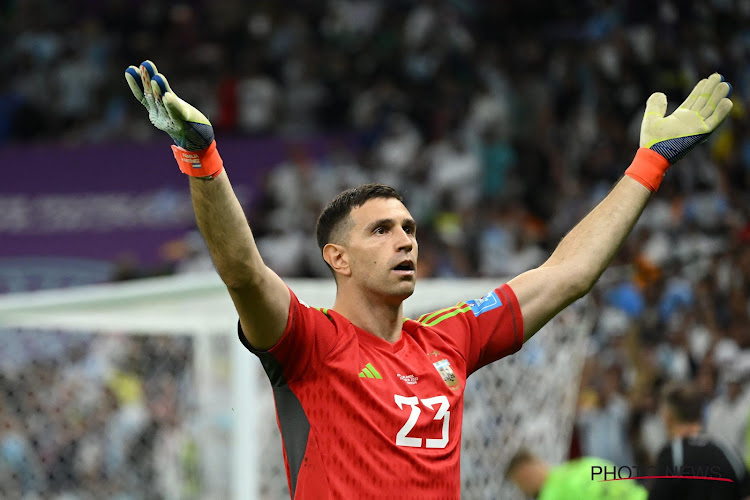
[{"xmin": 433, "ymin": 358, "xmax": 460, "ymax": 390}]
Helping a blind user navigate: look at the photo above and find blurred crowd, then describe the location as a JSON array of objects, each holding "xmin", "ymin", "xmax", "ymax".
[
  {"xmin": 4, "ymin": 0, "xmax": 750, "ymax": 495},
  {"xmin": 0, "ymin": 333, "xmax": 200, "ymax": 499}
]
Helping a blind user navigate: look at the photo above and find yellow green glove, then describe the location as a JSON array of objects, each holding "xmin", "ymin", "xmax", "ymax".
[
  {"xmin": 125, "ymin": 60, "xmax": 214, "ymax": 152},
  {"xmin": 626, "ymin": 73, "xmax": 733, "ymax": 191},
  {"xmin": 640, "ymin": 73, "xmax": 733, "ymax": 164}
]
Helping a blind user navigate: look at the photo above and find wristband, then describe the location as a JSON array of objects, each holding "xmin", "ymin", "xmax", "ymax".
[
  {"xmin": 171, "ymin": 140, "xmax": 224, "ymax": 178},
  {"xmin": 624, "ymin": 148, "xmax": 670, "ymax": 192}
]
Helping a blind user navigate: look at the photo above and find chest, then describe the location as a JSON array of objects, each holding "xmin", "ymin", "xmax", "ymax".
[
  {"xmin": 304, "ymin": 337, "xmax": 466, "ymax": 451},
  {"xmin": 344, "ymin": 336, "xmax": 465, "ymax": 399}
]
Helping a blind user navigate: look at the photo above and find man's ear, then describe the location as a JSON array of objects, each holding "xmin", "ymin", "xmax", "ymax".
[{"xmin": 323, "ymin": 243, "xmax": 351, "ymax": 277}]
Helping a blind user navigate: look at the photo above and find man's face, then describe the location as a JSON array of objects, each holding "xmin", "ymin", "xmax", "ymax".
[{"xmin": 344, "ymin": 197, "xmax": 418, "ymax": 302}]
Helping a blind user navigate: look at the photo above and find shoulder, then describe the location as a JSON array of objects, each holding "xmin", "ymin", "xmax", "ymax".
[
  {"xmin": 684, "ymin": 434, "xmax": 725, "ymax": 453},
  {"xmin": 401, "ymin": 317, "xmax": 468, "ymax": 364},
  {"xmin": 411, "ymin": 302, "xmax": 475, "ymax": 329},
  {"xmin": 311, "ymin": 305, "xmax": 335, "ymax": 322},
  {"xmin": 291, "ymin": 295, "xmax": 338, "ymax": 328},
  {"xmin": 409, "ymin": 286, "xmax": 515, "ymax": 329},
  {"xmin": 692, "ymin": 435, "xmax": 747, "ymax": 477},
  {"xmin": 406, "ymin": 308, "xmax": 471, "ymax": 341}
]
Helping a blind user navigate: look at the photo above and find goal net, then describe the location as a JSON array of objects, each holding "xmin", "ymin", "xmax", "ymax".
[{"xmin": 0, "ymin": 273, "xmax": 593, "ymax": 499}]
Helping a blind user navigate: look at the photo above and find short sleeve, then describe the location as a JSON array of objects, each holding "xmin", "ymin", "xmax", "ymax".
[
  {"xmin": 462, "ymin": 284, "xmax": 524, "ymax": 373},
  {"xmin": 237, "ymin": 288, "xmax": 340, "ymax": 385},
  {"xmin": 417, "ymin": 284, "xmax": 523, "ymax": 375}
]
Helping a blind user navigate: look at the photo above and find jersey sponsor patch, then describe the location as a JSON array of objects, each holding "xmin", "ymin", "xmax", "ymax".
[{"xmin": 465, "ymin": 290, "xmax": 502, "ymax": 316}]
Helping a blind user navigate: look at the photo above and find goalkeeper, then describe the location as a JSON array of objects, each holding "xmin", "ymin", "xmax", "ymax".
[{"xmin": 125, "ymin": 61, "xmax": 731, "ymax": 499}]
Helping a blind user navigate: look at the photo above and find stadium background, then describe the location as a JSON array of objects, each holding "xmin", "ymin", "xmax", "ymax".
[{"xmin": 2, "ymin": 0, "xmax": 750, "ymax": 498}]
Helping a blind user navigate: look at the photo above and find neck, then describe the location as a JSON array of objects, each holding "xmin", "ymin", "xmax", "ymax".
[
  {"xmin": 332, "ymin": 286, "xmax": 405, "ymax": 343},
  {"xmin": 670, "ymin": 422, "xmax": 702, "ymax": 439}
]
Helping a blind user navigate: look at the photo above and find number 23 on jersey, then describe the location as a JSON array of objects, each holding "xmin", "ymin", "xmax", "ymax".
[{"xmin": 394, "ymin": 394, "xmax": 450, "ymax": 449}]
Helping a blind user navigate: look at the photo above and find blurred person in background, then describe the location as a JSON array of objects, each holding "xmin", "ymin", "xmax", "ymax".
[
  {"xmin": 577, "ymin": 365, "xmax": 635, "ymax": 466},
  {"xmin": 0, "ymin": 392, "xmax": 44, "ymax": 498},
  {"xmin": 649, "ymin": 381, "xmax": 750, "ymax": 500},
  {"xmin": 706, "ymin": 366, "xmax": 750, "ymax": 464},
  {"xmin": 630, "ymin": 376, "xmax": 669, "ymax": 468},
  {"xmin": 506, "ymin": 447, "xmax": 647, "ymax": 500}
]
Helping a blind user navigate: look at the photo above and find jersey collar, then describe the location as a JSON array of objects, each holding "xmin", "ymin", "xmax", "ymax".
[{"xmin": 328, "ymin": 308, "xmax": 407, "ymax": 353}]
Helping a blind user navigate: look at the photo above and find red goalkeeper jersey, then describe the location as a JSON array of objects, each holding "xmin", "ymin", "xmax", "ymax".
[{"xmin": 238, "ymin": 284, "xmax": 524, "ymax": 499}]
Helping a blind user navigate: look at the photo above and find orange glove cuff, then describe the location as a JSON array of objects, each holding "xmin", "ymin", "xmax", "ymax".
[
  {"xmin": 171, "ymin": 140, "xmax": 224, "ymax": 179},
  {"xmin": 624, "ymin": 148, "xmax": 670, "ymax": 192}
]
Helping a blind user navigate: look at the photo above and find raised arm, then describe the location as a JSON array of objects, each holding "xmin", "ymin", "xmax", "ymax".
[
  {"xmin": 188, "ymin": 172, "xmax": 290, "ymax": 349},
  {"xmin": 125, "ymin": 60, "xmax": 289, "ymax": 350},
  {"xmin": 509, "ymin": 73, "xmax": 733, "ymax": 341}
]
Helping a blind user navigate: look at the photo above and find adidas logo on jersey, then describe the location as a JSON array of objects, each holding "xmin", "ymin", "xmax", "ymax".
[{"xmin": 358, "ymin": 363, "xmax": 382, "ymax": 379}]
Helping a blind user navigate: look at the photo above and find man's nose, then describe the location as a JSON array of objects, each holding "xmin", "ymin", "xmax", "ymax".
[{"xmin": 396, "ymin": 228, "xmax": 413, "ymax": 252}]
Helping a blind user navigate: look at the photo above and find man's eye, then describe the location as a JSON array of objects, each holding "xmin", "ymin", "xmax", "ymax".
[
  {"xmin": 374, "ymin": 227, "xmax": 386, "ymax": 234},
  {"xmin": 404, "ymin": 226, "xmax": 412, "ymax": 234}
]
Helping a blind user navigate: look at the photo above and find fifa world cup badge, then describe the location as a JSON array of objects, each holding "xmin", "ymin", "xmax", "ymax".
[{"xmin": 433, "ymin": 358, "xmax": 460, "ymax": 390}]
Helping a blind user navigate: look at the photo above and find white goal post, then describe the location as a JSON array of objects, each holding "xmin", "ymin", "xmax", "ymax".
[{"xmin": 0, "ymin": 273, "xmax": 593, "ymax": 499}]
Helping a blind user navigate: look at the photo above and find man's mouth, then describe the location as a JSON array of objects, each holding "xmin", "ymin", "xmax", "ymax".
[{"xmin": 393, "ymin": 260, "xmax": 415, "ymax": 275}]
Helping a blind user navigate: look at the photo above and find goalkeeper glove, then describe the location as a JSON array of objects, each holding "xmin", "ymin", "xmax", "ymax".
[
  {"xmin": 625, "ymin": 73, "xmax": 733, "ymax": 191},
  {"xmin": 125, "ymin": 60, "xmax": 223, "ymax": 178}
]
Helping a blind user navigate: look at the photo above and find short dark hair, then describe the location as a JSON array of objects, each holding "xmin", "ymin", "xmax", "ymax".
[
  {"xmin": 505, "ymin": 448, "xmax": 537, "ymax": 478},
  {"xmin": 315, "ymin": 183, "xmax": 404, "ymax": 253},
  {"xmin": 661, "ymin": 381, "xmax": 704, "ymax": 423}
]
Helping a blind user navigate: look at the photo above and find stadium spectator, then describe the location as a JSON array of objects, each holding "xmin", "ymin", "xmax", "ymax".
[
  {"xmin": 577, "ymin": 366, "xmax": 635, "ymax": 466},
  {"xmin": 649, "ymin": 381, "xmax": 750, "ymax": 500},
  {"xmin": 0, "ymin": 333, "xmax": 196, "ymax": 499},
  {"xmin": 706, "ymin": 367, "xmax": 750, "ymax": 462}
]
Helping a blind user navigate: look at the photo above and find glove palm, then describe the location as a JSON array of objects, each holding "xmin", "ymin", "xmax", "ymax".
[
  {"xmin": 640, "ymin": 73, "xmax": 732, "ymax": 164},
  {"xmin": 125, "ymin": 61, "xmax": 214, "ymax": 151}
]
